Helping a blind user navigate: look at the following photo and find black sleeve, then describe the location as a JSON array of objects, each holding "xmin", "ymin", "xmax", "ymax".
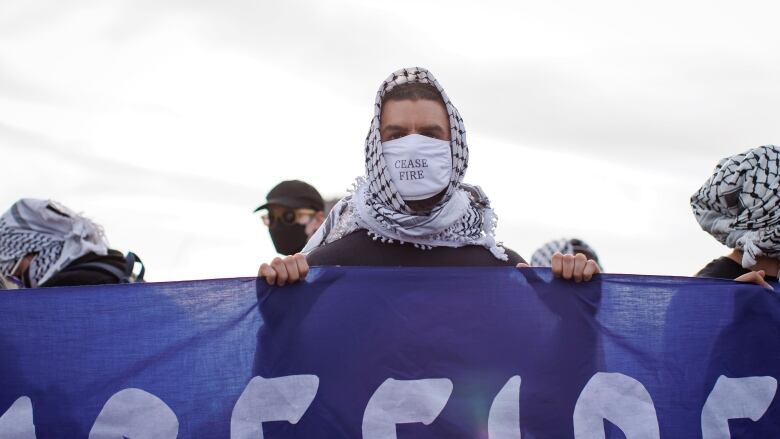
[
  {"xmin": 503, "ymin": 247, "xmax": 525, "ymax": 265},
  {"xmin": 695, "ymin": 257, "xmax": 747, "ymax": 279},
  {"xmin": 307, "ymin": 230, "xmax": 525, "ymax": 267}
]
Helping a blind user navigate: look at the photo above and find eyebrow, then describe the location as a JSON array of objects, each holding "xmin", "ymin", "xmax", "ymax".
[
  {"xmin": 381, "ymin": 124, "xmax": 447, "ymax": 133},
  {"xmin": 418, "ymin": 124, "xmax": 446, "ymax": 134},
  {"xmin": 382, "ymin": 125, "xmax": 407, "ymax": 132}
]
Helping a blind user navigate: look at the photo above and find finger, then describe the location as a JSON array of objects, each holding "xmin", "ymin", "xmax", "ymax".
[
  {"xmin": 561, "ymin": 254, "xmax": 575, "ymax": 280},
  {"xmin": 735, "ymin": 271, "xmax": 774, "ymax": 291},
  {"xmin": 271, "ymin": 257, "xmax": 288, "ymax": 287},
  {"xmin": 758, "ymin": 278, "xmax": 774, "ymax": 291},
  {"xmin": 551, "ymin": 252, "xmax": 563, "ymax": 277},
  {"xmin": 293, "ymin": 254, "xmax": 309, "ymax": 279},
  {"xmin": 259, "ymin": 263, "xmax": 276, "ymax": 285},
  {"xmin": 516, "ymin": 262, "xmax": 530, "ymax": 269},
  {"xmin": 583, "ymin": 260, "xmax": 599, "ymax": 281},
  {"xmin": 735, "ymin": 270, "xmax": 763, "ymax": 283},
  {"xmin": 734, "ymin": 272, "xmax": 755, "ymax": 283},
  {"xmin": 753, "ymin": 271, "xmax": 773, "ymax": 291},
  {"xmin": 573, "ymin": 253, "xmax": 587, "ymax": 283},
  {"xmin": 282, "ymin": 257, "xmax": 300, "ymax": 284}
]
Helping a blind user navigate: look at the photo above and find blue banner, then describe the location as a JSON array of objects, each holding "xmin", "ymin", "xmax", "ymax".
[{"xmin": 1, "ymin": 267, "xmax": 779, "ymax": 438}]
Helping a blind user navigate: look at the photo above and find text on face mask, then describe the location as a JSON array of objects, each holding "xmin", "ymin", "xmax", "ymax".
[{"xmin": 395, "ymin": 159, "xmax": 428, "ymax": 181}]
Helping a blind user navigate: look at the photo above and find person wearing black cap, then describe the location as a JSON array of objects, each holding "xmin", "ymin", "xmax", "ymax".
[{"xmin": 255, "ymin": 180, "xmax": 326, "ymax": 255}]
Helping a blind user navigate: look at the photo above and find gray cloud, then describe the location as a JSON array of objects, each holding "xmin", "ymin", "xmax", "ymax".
[
  {"xmin": 70, "ymin": 0, "xmax": 778, "ymax": 165},
  {"xmin": 1, "ymin": 0, "xmax": 777, "ymax": 277}
]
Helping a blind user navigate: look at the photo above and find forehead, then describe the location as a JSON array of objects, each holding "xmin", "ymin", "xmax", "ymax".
[{"xmin": 380, "ymin": 99, "xmax": 449, "ymax": 127}]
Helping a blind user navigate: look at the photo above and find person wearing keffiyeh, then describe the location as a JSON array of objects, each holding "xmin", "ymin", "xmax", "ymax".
[
  {"xmin": 0, "ymin": 199, "xmax": 109, "ymax": 288},
  {"xmin": 692, "ymin": 145, "xmax": 780, "ymax": 290},
  {"xmin": 692, "ymin": 145, "xmax": 780, "ymax": 439},
  {"xmin": 258, "ymin": 67, "xmax": 600, "ymax": 285},
  {"xmin": 0, "ymin": 198, "xmax": 135, "ymax": 288}
]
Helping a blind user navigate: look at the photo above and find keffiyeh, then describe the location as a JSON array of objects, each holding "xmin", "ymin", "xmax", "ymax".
[
  {"xmin": 303, "ymin": 67, "xmax": 507, "ymax": 260},
  {"xmin": 691, "ymin": 145, "xmax": 780, "ymax": 268},
  {"xmin": 0, "ymin": 199, "xmax": 109, "ymax": 287}
]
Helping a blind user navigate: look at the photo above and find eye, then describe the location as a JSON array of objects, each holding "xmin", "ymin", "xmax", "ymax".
[
  {"xmin": 281, "ymin": 210, "xmax": 296, "ymax": 224},
  {"xmin": 381, "ymin": 131, "xmax": 403, "ymax": 141},
  {"xmin": 421, "ymin": 130, "xmax": 447, "ymax": 141}
]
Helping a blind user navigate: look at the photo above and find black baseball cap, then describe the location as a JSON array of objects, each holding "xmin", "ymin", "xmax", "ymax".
[{"xmin": 254, "ymin": 180, "xmax": 325, "ymax": 212}]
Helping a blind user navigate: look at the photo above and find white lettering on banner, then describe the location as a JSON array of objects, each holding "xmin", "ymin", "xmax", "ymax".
[
  {"xmin": 573, "ymin": 372, "xmax": 660, "ymax": 439},
  {"xmin": 488, "ymin": 376, "xmax": 522, "ymax": 439},
  {"xmin": 0, "ymin": 396, "xmax": 36, "ymax": 439},
  {"xmin": 88, "ymin": 388, "xmax": 178, "ymax": 439},
  {"xmin": 701, "ymin": 375, "xmax": 777, "ymax": 439},
  {"xmin": 230, "ymin": 375, "xmax": 319, "ymax": 439},
  {"xmin": 3, "ymin": 373, "xmax": 779, "ymax": 437},
  {"xmin": 362, "ymin": 378, "xmax": 453, "ymax": 439}
]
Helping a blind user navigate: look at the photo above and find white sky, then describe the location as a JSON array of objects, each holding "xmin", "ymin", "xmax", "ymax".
[{"xmin": 1, "ymin": 0, "xmax": 779, "ymax": 280}]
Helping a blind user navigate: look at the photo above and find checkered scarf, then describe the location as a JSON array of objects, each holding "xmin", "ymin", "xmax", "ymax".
[
  {"xmin": 691, "ymin": 145, "xmax": 780, "ymax": 268},
  {"xmin": 303, "ymin": 67, "xmax": 507, "ymax": 260},
  {"xmin": 0, "ymin": 199, "xmax": 109, "ymax": 287}
]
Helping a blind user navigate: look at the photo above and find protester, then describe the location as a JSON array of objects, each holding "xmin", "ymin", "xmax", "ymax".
[
  {"xmin": 0, "ymin": 198, "xmax": 144, "ymax": 288},
  {"xmin": 254, "ymin": 180, "xmax": 326, "ymax": 255},
  {"xmin": 531, "ymin": 238, "xmax": 602, "ymax": 270},
  {"xmin": 691, "ymin": 145, "xmax": 780, "ymax": 290},
  {"xmin": 258, "ymin": 67, "xmax": 600, "ymax": 285}
]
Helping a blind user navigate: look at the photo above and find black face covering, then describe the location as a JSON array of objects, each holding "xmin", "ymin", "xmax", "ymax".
[{"xmin": 269, "ymin": 223, "xmax": 309, "ymax": 255}]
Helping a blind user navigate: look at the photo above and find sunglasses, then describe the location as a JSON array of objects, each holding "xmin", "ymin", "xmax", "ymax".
[{"xmin": 261, "ymin": 208, "xmax": 316, "ymax": 227}]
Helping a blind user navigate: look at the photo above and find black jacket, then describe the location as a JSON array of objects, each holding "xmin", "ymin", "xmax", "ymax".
[
  {"xmin": 696, "ymin": 256, "xmax": 779, "ymax": 282},
  {"xmin": 307, "ymin": 230, "xmax": 525, "ymax": 266}
]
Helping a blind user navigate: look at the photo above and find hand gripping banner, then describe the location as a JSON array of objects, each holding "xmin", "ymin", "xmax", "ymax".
[{"xmin": 1, "ymin": 267, "xmax": 779, "ymax": 438}]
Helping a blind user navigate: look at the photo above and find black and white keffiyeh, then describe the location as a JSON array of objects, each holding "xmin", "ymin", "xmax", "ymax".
[
  {"xmin": 0, "ymin": 199, "xmax": 109, "ymax": 287},
  {"xmin": 691, "ymin": 145, "xmax": 780, "ymax": 268},
  {"xmin": 303, "ymin": 67, "xmax": 507, "ymax": 260}
]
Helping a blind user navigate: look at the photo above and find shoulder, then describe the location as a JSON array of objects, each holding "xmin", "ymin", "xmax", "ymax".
[
  {"xmin": 307, "ymin": 230, "xmax": 524, "ymax": 267},
  {"xmin": 502, "ymin": 247, "xmax": 525, "ymax": 265},
  {"xmin": 41, "ymin": 250, "xmax": 129, "ymax": 287},
  {"xmin": 306, "ymin": 230, "xmax": 373, "ymax": 265},
  {"xmin": 306, "ymin": 230, "xmax": 399, "ymax": 266},
  {"xmin": 695, "ymin": 256, "xmax": 746, "ymax": 279}
]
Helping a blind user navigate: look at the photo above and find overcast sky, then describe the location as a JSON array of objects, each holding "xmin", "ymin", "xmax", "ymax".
[{"xmin": 2, "ymin": 0, "xmax": 779, "ymax": 280}]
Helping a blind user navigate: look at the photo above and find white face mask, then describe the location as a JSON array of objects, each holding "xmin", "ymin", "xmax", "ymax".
[{"xmin": 381, "ymin": 133, "xmax": 453, "ymax": 201}]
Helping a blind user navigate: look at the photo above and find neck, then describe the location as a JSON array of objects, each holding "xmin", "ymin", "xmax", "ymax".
[{"xmin": 728, "ymin": 249, "xmax": 780, "ymax": 277}]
